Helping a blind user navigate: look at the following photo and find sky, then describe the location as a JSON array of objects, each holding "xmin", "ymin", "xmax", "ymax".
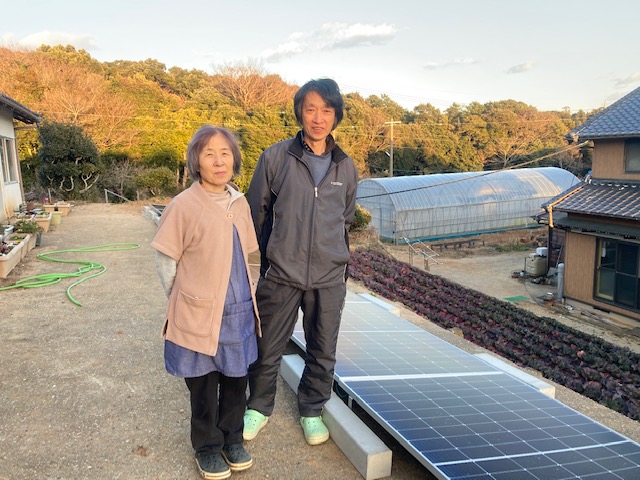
[{"xmin": 2, "ymin": 0, "xmax": 640, "ymax": 113}]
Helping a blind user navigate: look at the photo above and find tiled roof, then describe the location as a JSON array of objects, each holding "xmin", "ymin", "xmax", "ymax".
[
  {"xmin": 554, "ymin": 217, "xmax": 640, "ymax": 239},
  {"xmin": 568, "ymin": 86, "xmax": 640, "ymax": 140},
  {"xmin": 548, "ymin": 180, "xmax": 640, "ymax": 219}
]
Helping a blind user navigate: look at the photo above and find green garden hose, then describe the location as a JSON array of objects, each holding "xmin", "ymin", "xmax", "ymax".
[{"xmin": 0, "ymin": 243, "xmax": 140, "ymax": 306}]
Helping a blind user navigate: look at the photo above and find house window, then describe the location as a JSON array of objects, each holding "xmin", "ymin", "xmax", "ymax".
[
  {"xmin": 624, "ymin": 138, "xmax": 640, "ymax": 172},
  {"xmin": 0, "ymin": 138, "xmax": 6, "ymax": 183},
  {"xmin": 594, "ymin": 238, "xmax": 640, "ymax": 310},
  {"xmin": 0, "ymin": 137, "xmax": 19, "ymax": 183}
]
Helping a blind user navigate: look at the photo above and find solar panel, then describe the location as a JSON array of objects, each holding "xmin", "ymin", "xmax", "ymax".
[{"xmin": 291, "ymin": 292, "xmax": 640, "ymax": 479}]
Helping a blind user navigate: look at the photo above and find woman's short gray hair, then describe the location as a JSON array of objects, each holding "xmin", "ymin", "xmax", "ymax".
[{"xmin": 186, "ymin": 125, "xmax": 242, "ymax": 182}]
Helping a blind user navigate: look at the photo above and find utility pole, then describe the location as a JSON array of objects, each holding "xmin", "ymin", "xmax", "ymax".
[{"xmin": 385, "ymin": 120, "xmax": 401, "ymax": 177}]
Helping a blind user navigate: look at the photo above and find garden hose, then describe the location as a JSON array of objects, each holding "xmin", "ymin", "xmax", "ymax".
[{"xmin": 0, "ymin": 243, "xmax": 140, "ymax": 306}]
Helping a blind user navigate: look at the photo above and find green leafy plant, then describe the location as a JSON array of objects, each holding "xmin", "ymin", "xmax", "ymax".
[
  {"xmin": 495, "ymin": 240, "xmax": 529, "ymax": 252},
  {"xmin": 13, "ymin": 219, "xmax": 42, "ymax": 235}
]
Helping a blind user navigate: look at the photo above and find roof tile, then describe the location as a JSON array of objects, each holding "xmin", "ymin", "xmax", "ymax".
[
  {"xmin": 551, "ymin": 181, "xmax": 640, "ymax": 219},
  {"xmin": 568, "ymin": 86, "xmax": 640, "ymax": 140}
]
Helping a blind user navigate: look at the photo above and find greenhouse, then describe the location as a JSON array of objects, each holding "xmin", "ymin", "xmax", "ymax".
[{"xmin": 356, "ymin": 167, "xmax": 580, "ymax": 243}]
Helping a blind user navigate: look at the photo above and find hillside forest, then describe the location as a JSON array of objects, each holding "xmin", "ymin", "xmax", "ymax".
[{"xmin": 1, "ymin": 45, "xmax": 595, "ymax": 202}]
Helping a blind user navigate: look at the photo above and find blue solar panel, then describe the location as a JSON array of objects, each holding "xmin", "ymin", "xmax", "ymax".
[
  {"xmin": 291, "ymin": 292, "xmax": 640, "ymax": 479},
  {"xmin": 327, "ymin": 330, "xmax": 499, "ymax": 379},
  {"xmin": 339, "ymin": 376, "xmax": 638, "ymax": 479}
]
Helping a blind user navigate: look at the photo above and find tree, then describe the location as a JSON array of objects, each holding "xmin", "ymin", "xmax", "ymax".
[
  {"xmin": 103, "ymin": 58, "xmax": 171, "ymax": 89},
  {"xmin": 36, "ymin": 44, "xmax": 102, "ymax": 72},
  {"xmin": 134, "ymin": 166, "xmax": 175, "ymax": 198},
  {"xmin": 42, "ymin": 68, "xmax": 136, "ymax": 150},
  {"xmin": 482, "ymin": 101, "xmax": 544, "ymax": 168},
  {"xmin": 37, "ymin": 122, "xmax": 101, "ymax": 199},
  {"xmin": 0, "ymin": 47, "xmax": 139, "ymax": 152},
  {"xmin": 380, "ymin": 103, "xmax": 482, "ymax": 176},
  {"xmin": 236, "ymin": 107, "xmax": 296, "ymax": 191},
  {"xmin": 99, "ymin": 152, "xmax": 142, "ymax": 201},
  {"xmin": 211, "ymin": 61, "xmax": 296, "ymax": 111},
  {"xmin": 365, "ymin": 94, "xmax": 407, "ymax": 122},
  {"xmin": 448, "ymin": 100, "xmax": 567, "ymax": 170},
  {"xmin": 339, "ymin": 93, "xmax": 388, "ymax": 176},
  {"xmin": 0, "ymin": 44, "xmax": 602, "ymax": 192}
]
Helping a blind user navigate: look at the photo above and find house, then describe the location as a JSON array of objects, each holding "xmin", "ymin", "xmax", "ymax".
[
  {"xmin": 544, "ymin": 86, "xmax": 640, "ymax": 323},
  {"xmin": 0, "ymin": 93, "xmax": 41, "ymax": 224}
]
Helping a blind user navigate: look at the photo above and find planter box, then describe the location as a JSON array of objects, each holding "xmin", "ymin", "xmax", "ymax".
[
  {"xmin": 25, "ymin": 234, "xmax": 36, "ymax": 254},
  {"xmin": 0, "ymin": 242, "xmax": 23, "ymax": 278},
  {"xmin": 44, "ymin": 203, "xmax": 72, "ymax": 216},
  {"xmin": 56, "ymin": 203, "xmax": 72, "ymax": 216},
  {"xmin": 34, "ymin": 212, "xmax": 52, "ymax": 233},
  {"xmin": 8, "ymin": 234, "xmax": 34, "ymax": 259}
]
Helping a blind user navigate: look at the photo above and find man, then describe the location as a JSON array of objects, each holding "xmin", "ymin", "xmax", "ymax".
[{"xmin": 244, "ymin": 78, "xmax": 358, "ymax": 445}]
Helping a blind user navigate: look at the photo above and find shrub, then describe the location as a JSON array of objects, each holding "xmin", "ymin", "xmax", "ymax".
[
  {"xmin": 13, "ymin": 219, "xmax": 41, "ymax": 235},
  {"xmin": 350, "ymin": 204, "xmax": 372, "ymax": 232}
]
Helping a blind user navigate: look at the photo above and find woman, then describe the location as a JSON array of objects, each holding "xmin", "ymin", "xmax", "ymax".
[{"xmin": 151, "ymin": 125, "xmax": 260, "ymax": 480}]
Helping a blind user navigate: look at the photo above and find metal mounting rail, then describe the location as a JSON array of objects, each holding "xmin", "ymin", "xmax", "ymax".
[{"xmin": 403, "ymin": 237, "xmax": 442, "ymax": 270}]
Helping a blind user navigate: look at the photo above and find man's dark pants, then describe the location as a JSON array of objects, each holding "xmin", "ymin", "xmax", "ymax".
[{"xmin": 247, "ymin": 277, "xmax": 346, "ymax": 417}]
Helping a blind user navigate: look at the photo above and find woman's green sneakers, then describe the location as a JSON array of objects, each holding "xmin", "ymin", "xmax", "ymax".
[
  {"xmin": 300, "ymin": 416, "xmax": 330, "ymax": 445},
  {"xmin": 243, "ymin": 409, "xmax": 269, "ymax": 441}
]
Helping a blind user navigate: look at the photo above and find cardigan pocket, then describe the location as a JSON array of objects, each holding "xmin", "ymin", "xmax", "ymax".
[{"xmin": 173, "ymin": 290, "xmax": 216, "ymax": 337}]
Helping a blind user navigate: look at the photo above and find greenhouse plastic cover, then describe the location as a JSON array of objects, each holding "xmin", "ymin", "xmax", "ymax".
[{"xmin": 356, "ymin": 167, "xmax": 580, "ymax": 243}]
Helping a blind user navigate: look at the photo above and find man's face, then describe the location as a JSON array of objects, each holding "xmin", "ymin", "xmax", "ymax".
[{"xmin": 301, "ymin": 90, "xmax": 336, "ymax": 145}]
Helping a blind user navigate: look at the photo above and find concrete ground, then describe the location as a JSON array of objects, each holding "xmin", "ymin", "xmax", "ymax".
[{"xmin": 0, "ymin": 203, "xmax": 638, "ymax": 480}]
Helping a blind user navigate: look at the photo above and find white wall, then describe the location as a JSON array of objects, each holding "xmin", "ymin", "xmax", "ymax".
[{"xmin": 0, "ymin": 108, "xmax": 23, "ymax": 222}]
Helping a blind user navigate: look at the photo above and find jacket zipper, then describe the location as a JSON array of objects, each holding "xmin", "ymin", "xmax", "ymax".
[
  {"xmin": 301, "ymin": 154, "xmax": 337, "ymax": 288},
  {"xmin": 306, "ymin": 174, "xmax": 317, "ymax": 287}
]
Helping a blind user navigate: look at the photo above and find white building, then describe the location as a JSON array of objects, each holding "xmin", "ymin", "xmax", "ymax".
[{"xmin": 0, "ymin": 93, "xmax": 41, "ymax": 223}]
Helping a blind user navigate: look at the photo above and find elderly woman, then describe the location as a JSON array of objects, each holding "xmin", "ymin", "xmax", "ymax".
[{"xmin": 152, "ymin": 125, "xmax": 260, "ymax": 480}]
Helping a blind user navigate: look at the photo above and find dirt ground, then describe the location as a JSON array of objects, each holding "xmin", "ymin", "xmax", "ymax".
[
  {"xmin": 0, "ymin": 203, "xmax": 426, "ymax": 480},
  {"xmin": 1, "ymin": 204, "xmax": 639, "ymax": 480}
]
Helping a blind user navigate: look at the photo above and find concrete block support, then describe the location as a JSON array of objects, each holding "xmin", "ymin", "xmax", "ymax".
[{"xmin": 281, "ymin": 354, "xmax": 392, "ymax": 480}]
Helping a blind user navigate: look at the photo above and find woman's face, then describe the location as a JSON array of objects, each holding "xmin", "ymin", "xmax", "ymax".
[{"xmin": 198, "ymin": 134, "xmax": 234, "ymax": 193}]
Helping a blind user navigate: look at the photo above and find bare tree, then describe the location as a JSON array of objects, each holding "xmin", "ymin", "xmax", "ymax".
[{"xmin": 211, "ymin": 61, "xmax": 296, "ymax": 111}]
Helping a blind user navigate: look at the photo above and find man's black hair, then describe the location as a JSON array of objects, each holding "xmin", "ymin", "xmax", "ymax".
[{"xmin": 294, "ymin": 78, "xmax": 344, "ymax": 129}]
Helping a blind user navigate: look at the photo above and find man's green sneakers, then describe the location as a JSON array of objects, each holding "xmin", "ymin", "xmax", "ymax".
[
  {"xmin": 243, "ymin": 409, "xmax": 269, "ymax": 441},
  {"xmin": 300, "ymin": 416, "xmax": 330, "ymax": 445}
]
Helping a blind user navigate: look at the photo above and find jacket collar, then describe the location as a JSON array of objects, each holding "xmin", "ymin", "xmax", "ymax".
[
  {"xmin": 290, "ymin": 130, "xmax": 348, "ymax": 164},
  {"xmin": 226, "ymin": 182, "xmax": 245, "ymax": 204},
  {"xmin": 190, "ymin": 180, "xmax": 245, "ymax": 206}
]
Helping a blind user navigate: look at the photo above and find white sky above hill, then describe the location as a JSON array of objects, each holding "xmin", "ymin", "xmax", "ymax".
[{"xmin": 3, "ymin": 0, "xmax": 640, "ymax": 112}]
